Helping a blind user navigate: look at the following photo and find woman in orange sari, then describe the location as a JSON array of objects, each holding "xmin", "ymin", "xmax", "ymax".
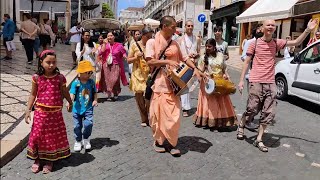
[{"xmin": 194, "ymin": 38, "xmax": 237, "ymax": 130}]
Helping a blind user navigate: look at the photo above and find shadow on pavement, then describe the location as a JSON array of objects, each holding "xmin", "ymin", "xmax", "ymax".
[
  {"xmin": 89, "ymin": 137, "xmax": 120, "ymax": 150},
  {"xmin": 177, "ymin": 136, "xmax": 213, "ymax": 155},
  {"xmin": 245, "ymin": 133, "xmax": 319, "ymax": 149},
  {"xmin": 54, "ymin": 153, "xmax": 95, "ymax": 171},
  {"xmin": 98, "ymin": 95, "xmax": 134, "ymax": 103},
  {"xmin": 279, "ymin": 96, "xmax": 320, "ymax": 115}
]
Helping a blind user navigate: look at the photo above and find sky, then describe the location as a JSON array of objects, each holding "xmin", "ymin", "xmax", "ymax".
[{"xmin": 117, "ymin": 0, "xmax": 145, "ymax": 16}]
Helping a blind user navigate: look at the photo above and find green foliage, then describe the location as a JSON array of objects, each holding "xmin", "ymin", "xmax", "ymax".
[{"xmin": 101, "ymin": 3, "xmax": 115, "ymax": 19}]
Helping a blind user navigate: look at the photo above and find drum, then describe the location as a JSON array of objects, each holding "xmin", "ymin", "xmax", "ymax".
[
  {"xmin": 205, "ymin": 77, "xmax": 236, "ymax": 95},
  {"xmin": 205, "ymin": 79, "xmax": 215, "ymax": 94},
  {"xmin": 168, "ymin": 62, "xmax": 195, "ymax": 95}
]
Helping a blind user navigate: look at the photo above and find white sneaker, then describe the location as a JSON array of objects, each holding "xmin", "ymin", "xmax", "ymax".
[
  {"xmin": 82, "ymin": 139, "xmax": 91, "ymax": 150},
  {"xmin": 74, "ymin": 141, "xmax": 82, "ymax": 152}
]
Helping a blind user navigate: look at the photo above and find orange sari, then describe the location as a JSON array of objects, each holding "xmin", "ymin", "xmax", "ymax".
[{"xmin": 146, "ymin": 32, "xmax": 184, "ymax": 147}]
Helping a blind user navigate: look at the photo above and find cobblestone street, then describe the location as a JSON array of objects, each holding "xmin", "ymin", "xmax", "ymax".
[{"xmin": 1, "ymin": 68, "xmax": 319, "ymax": 179}]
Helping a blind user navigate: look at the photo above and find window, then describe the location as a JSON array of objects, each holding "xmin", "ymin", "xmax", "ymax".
[
  {"xmin": 205, "ymin": 0, "xmax": 211, "ymax": 10},
  {"xmin": 300, "ymin": 43, "xmax": 320, "ymax": 63}
]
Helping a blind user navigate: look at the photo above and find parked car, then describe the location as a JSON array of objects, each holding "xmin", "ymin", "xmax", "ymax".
[{"xmin": 275, "ymin": 40, "xmax": 320, "ymax": 105}]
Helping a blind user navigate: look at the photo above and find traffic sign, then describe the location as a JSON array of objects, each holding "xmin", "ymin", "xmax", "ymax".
[{"xmin": 198, "ymin": 14, "xmax": 206, "ymax": 23}]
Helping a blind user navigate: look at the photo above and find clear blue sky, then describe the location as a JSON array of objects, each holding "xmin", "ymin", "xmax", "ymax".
[{"xmin": 117, "ymin": 0, "xmax": 145, "ymax": 16}]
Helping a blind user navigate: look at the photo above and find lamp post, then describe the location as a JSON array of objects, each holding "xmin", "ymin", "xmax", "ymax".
[{"xmin": 31, "ymin": 0, "xmax": 34, "ymax": 16}]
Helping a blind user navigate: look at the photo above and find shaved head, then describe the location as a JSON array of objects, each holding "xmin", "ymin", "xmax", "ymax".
[
  {"xmin": 160, "ymin": 16, "xmax": 176, "ymax": 29},
  {"xmin": 263, "ymin": 19, "xmax": 276, "ymax": 27}
]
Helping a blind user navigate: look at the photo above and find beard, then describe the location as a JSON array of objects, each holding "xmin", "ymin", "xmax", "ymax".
[{"xmin": 255, "ymin": 32, "xmax": 264, "ymax": 38}]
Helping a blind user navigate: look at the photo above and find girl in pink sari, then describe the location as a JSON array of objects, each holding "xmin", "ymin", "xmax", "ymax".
[{"xmin": 99, "ymin": 32, "xmax": 128, "ymax": 101}]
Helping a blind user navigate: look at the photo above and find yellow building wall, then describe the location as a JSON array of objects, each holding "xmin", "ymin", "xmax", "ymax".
[{"xmin": 213, "ymin": 0, "xmax": 233, "ymax": 9}]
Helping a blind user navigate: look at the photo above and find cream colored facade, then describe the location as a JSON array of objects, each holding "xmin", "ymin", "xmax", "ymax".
[
  {"xmin": 144, "ymin": 0, "xmax": 214, "ymax": 43},
  {"xmin": 0, "ymin": 0, "xmax": 21, "ymax": 29}
]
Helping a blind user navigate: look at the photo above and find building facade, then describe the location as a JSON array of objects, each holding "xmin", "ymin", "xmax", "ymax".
[
  {"xmin": 144, "ymin": 0, "xmax": 213, "ymax": 44},
  {"xmin": 119, "ymin": 7, "xmax": 144, "ymax": 24}
]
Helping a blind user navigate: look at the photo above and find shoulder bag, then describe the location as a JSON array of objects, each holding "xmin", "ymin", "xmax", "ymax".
[
  {"xmin": 145, "ymin": 40, "xmax": 172, "ymax": 100},
  {"xmin": 106, "ymin": 43, "xmax": 113, "ymax": 65}
]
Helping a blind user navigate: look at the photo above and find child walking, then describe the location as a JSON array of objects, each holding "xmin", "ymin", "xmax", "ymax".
[
  {"xmin": 25, "ymin": 50, "xmax": 73, "ymax": 174},
  {"xmin": 69, "ymin": 60, "xmax": 98, "ymax": 152}
]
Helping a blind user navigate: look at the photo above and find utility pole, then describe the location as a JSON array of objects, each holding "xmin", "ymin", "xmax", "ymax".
[
  {"xmin": 78, "ymin": 0, "xmax": 81, "ymax": 23},
  {"xmin": 31, "ymin": 0, "xmax": 34, "ymax": 16}
]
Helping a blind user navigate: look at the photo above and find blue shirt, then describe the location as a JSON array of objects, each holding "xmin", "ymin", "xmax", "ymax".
[
  {"xmin": 241, "ymin": 38, "xmax": 256, "ymax": 61},
  {"xmin": 70, "ymin": 78, "xmax": 96, "ymax": 115},
  {"xmin": 3, "ymin": 19, "xmax": 15, "ymax": 39}
]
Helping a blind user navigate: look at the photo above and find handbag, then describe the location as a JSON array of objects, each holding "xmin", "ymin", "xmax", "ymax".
[
  {"xmin": 145, "ymin": 40, "xmax": 172, "ymax": 100},
  {"xmin": 106, "ymin": 43, "xmax": 113, "ymax": 65}
]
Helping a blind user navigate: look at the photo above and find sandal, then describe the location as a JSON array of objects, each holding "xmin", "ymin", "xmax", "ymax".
[
  {"xmin": 42, "ymin": 162, "xmax": 53, "ymax": 174},
  {"xmin": 236, "ymin": 127, "xmax": 245, "ymax": 140},
  {"xmin": 182, "ymin": 111, "xmax": 189, "ymax": 117},
  {"xmin": 153, "ymin": 141, "xmax": 165, "ymax": 153},
  {"xmin": 31, "ymin": 160, "xmax": 41, "ymax": 173},
  {"xmin": 253, "ymin": 140, "xmax": 268, "ymax": 152}
]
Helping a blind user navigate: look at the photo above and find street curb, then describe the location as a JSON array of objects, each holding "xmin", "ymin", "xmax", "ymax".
[{"xmin": 0, "ymin": 69, "xmax": 78, "ymax": 168}]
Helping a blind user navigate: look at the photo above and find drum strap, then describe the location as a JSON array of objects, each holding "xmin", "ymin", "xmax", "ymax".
[{"xmin": 149, "ymin": 40, "xmax": 172, "ymax": 80}]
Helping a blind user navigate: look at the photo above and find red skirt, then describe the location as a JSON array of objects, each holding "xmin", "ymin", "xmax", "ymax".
[
  {"xmin": 27, "ymin": 106, "xmax": 71, "ymax": 161},
  {"xmin": 100, "ymin": 64, "xmax": 121, "ymax": 96}
]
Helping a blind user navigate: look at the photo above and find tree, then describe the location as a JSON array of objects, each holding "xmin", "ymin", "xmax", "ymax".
[{"xmin": 101, "ymin": 3, "xmax": 115, "ymax": 19}]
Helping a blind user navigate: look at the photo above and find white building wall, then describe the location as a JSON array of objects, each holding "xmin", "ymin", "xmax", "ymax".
[{"xmin": 119, "ymin": 9, "xmax": 144, "ymax": 24}]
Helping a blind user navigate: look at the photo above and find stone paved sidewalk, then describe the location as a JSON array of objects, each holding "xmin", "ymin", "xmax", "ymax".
[{"xmin": 0, "ymin": 41, "xmax": 77, "ymax": 167}]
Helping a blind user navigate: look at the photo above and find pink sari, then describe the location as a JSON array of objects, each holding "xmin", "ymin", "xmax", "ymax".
[{"xmin": 100, "ymin": 42, "xmax": 128, "ymax": 95}]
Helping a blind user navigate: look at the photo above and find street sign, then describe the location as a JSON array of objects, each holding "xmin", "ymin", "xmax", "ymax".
[{"xmin": 198, "ymin": 14, "xmax": 206, "ymax": 23}]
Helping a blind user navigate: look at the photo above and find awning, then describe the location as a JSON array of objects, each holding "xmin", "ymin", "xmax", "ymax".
[
  {"xmin": 236, "ymin": 0, "xmax": 299, "ymax": 23},
  {"xmin": 294, "ymin": 0, "xmax": 320, "ymax": 17},
  {"xmin": 20, "ymin": 0, "xmax": 67, "ymax": 13}
]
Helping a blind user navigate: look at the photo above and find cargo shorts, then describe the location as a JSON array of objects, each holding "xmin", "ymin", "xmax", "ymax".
[{"xmin": 242, "ymin": 82, "xmax": 277, "ymax": 125}]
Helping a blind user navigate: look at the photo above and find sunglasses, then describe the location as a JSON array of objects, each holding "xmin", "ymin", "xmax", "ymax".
[
  {"xmin": 214, "ymin": 29, "xmax": 222, "ymax": 32},
  {"xmin": 187, "ymin": 25, "xmax": 194, "ymax": 27},
  {"xmin": 85, "ymin": 71, "xmax": 93, "ymax": 75}
]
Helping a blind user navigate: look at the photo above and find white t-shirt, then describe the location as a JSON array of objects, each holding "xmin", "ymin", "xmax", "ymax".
[
  {"xmin": 216, "ymin": 40, "xmax": 228, "ymax": 55},
  {"xmin": 179, "ymin": 34, "xmax": 198, "ymax": 58},
  {"xmin": 69, "ymin": 26, "xmax": 83, "ymax": 43},
  {"xmin": 76, "ymin": 42, "xmax": 95, "ymax": 66}
]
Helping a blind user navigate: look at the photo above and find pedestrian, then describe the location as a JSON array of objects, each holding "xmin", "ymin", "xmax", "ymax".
[
  {"xmin": 193, "ymin": 38, "xmax": 237, "ymax": 129},
  {"xmin": 69, "ymin": 60, "xmax": 98, "ymax": 152},
  {"xmin": 241, "ymin": 34, "xmax": 251, "ymax": 50},
  {"xmin": 176, "ymin": 20, "xmax": 200, "ymax": 117},
  {"xmin": 31, "ymin": 18, "xmax": 41, "ymax": 59},
  {"xmin": 99, "ymin": 31, "xmax": 128, "ymax": 101},
  {"xmin": 2, "ymin": 14, "xmax": 15, "ymax": 60},
  {"xmin": 145, "ymin": 16, "xmax": 201, "ymax": 156},
  {"xmin": 284, "ymin": 36, "xmax": 295, "ymax": 58},
  {"xmin": 92, "ymin": 35, "xmax": 105, "ymax": 91},
  {"xmin": 39, "ymin": 19, "xmax": 53, "ymax": 50},
  {"xmin": 240, "ymin": 23, "xmax": 264, "ymax": 130},
  {"xmin": 20, "ymin": 13, "xmax": 39, "ymax": 64},
  {"xmin": 69, "ymin": 23, "xmax": 83, "ymax": 65},
  {"xmin": 214, "ymin": 26, "xmax": 229, "ymax": 60},
  {"xmin": 237, "ymin": 19, "xmax": 318, "ymax": 152},
  {"xmin": 25, "ymin": 50, "xmax": 73, "ymax": 174},
  {"xmin": 127, "ymin": 27, "xmax": 152, "ymax": 127},
  {"xmin": 75, "ymin": 30, "xmax": 95, "ymax": 67},
  {"xmin": 307, "ymin": 28, "xmax": 320, "ymax": 46}
]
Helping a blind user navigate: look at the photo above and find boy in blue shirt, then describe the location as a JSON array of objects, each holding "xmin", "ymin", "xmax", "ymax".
[{"xmin": 69, "ymin": 60, "xmax": 98, "ymax": 151}]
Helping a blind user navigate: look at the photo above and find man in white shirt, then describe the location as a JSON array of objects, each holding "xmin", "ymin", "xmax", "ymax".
[
  {"xmin": 176, "ymin": 20, "xmax": 200, "ymax": 117},
  {"xmin": 69, "ymin": 23, "xmax": 83, "ymax": 65}
]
